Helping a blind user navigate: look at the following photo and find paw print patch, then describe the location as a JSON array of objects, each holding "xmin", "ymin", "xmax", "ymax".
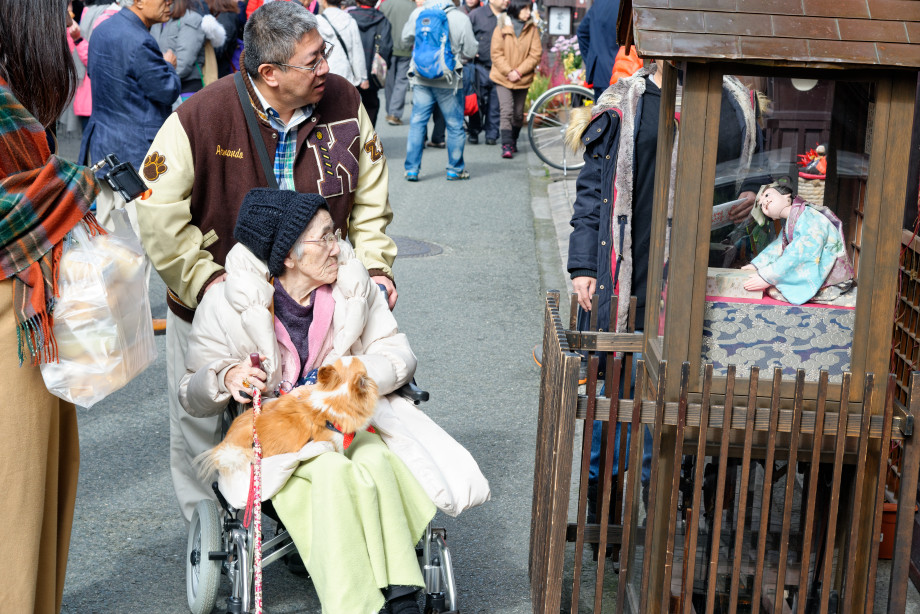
[{"xmin": 143, "ymin": 151, "xmax": 168, "ymax": 182}]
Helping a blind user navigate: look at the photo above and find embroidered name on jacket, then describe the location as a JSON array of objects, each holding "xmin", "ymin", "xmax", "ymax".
[
  {"xmin": 307, "ymin": 119, "xmax": 360, "ymax": 197},
  {"xmin": 215, "ymin": 145, "xmax": 244, "ymax": 159}
]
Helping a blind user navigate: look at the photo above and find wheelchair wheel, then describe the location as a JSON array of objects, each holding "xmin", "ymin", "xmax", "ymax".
[
  {"xmin": 187, "ymin": 499, "xmax": 222, "ymax": 614},
  {"xmin": 526, "ymin": 84, "xmax": 594, "ymax": 172}
]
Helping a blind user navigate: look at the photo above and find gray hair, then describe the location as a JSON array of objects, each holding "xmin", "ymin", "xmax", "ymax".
[
  {"xmin": 290, "ymin": 225, "xmax": 310, "ymax": 261},
  {"xmin": 243, "ymin": 2, "xmax": 318, "ymax": 78}
]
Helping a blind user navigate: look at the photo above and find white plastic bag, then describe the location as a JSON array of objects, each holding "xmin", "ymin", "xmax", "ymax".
[
  {"xmin": 41, "ymin": 209, "xmax": 157, "ymax": 407},
  {"xmin": 372, "ymin": 394, "xmax": 491, "ymax": 517}
]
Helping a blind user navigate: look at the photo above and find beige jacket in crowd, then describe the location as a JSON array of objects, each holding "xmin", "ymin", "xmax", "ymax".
[{"xmin": 489, "ymin": 13, "xmax": 542, "ymax": 90}]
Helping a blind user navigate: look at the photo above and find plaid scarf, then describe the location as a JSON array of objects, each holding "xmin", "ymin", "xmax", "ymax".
[{"xmin": 0, "ymin": 78, "xmax": 101, "ymax": 365}]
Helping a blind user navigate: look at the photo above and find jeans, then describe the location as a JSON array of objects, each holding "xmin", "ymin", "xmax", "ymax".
[
  {"xmin": 405, "ymin": 84, "xmax": 466, "ymax": 175},
  {"xmin": 588, "ymin": 352, "xmax": 653, "ymax": 486}
]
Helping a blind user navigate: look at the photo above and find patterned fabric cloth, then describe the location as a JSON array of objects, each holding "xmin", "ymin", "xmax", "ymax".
[
  {"xmin": 702, "ymin": 300, "xmax": 854, "ymax": 381},
  {"xmin": 751, "ymin": 198, "xmax": 855, "ymax": 305},
  {"xmin": 0, "ymin": 78, "xmax": 100, "ymax": 365}
]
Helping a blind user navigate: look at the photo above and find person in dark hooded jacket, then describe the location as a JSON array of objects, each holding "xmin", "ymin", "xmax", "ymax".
[{"xmin": 350, "ymin": 0, "xmax": 393, "ymax": 126}]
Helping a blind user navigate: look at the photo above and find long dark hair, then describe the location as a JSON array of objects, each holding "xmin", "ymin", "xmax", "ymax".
[{"xmin": 0, "ymin": 0, "xmax": 77, "ymax": 128}]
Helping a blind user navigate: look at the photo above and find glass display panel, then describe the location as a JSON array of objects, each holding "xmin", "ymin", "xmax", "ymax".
[{"xmin": 698, "ymin": 75, "xmax": 870, "ymax": 382}]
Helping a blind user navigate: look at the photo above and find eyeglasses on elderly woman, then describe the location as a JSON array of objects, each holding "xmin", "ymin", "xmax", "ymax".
[{"xmin": 300, "ymin": 228, "xmax": 341, "ymax": 250}]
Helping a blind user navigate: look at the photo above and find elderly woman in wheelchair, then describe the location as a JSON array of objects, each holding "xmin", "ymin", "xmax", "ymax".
[{"xmin": 178, "ymin": 188, "xmax": 487, "ymax": 614}]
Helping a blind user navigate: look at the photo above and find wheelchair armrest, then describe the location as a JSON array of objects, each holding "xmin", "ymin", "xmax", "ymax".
[{"xmin": 396, "ymin": 379, "xmax": 429, "ymax": 405}]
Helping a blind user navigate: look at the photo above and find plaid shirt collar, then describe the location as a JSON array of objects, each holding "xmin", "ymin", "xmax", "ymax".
[{"xmin": 250, "ymin": 82, "xmax": 314, "ymax": 190}]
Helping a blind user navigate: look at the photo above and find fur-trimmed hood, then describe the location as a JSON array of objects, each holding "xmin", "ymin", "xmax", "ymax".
[{"xmin": 564, "ymin": 65, "xmax": 657, "ymax": 152}]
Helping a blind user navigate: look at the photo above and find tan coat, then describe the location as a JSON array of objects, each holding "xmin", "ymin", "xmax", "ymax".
[{"xmin": 489, "ymin": 14, "xmax": 542, "ymax": 90}]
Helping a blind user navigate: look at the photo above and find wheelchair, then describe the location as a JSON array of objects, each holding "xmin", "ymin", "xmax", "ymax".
[{"xmin": 185, "ymin": 381, "xmax": 459, "ymax": 614}]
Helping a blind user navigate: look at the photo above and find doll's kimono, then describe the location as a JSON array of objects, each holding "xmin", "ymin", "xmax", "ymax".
[{"xmin": 750, "ymin": 197, "xmax": 855, "ymax": 305}]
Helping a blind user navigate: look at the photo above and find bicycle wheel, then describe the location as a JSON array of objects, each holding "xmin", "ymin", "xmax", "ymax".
[{"xmin": 527, "ymin": 84, "xmax": 594, "ymax": 171}]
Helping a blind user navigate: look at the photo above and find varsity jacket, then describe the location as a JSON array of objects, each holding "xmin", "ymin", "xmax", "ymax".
[{"xmin": 136, "ymin": 70, "xmax": 394, "ymax": 322}]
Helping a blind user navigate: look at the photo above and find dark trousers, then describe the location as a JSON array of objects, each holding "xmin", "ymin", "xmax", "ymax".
[
  {"xmin": 467, "ymin": 63, "xmax": 499, "ymax": 141},
  {"xmin": 359, "ymin": 84, "xmax": 382, "ymax": 128},
  {"xmin": 429, "ymin": 104, "xmax": 446, "ymax": 144}
]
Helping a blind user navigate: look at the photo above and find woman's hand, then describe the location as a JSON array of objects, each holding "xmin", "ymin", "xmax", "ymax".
[
  {"xmin": 164, "ymin": 49, "xmax": 178, "ymax": 68},
  {"xmin": 572, "ymin": 276, "xmax": 596, "ymax": 313},
  {"xmin": 730, "ymin": 191, "xmax": 757, "ymax": 223},
  {"xmin": 508, "ymin": 69, "xmax": 521, "ymax": 83},
  {"xmin": 740, "ymin": 264, "xmax": 755, "ymax": 271},
  {"xmin": 743, "ymin": 273, "xmax": 771, "ymax": 292},
  {"xmin": 359, "ymin": 80, "xmax": 370, "ymax": 90},
  {"xmin": 68, "ymin": 21, "xmax": 82, "ymax": 41},
  {"xmin": 224, "ymin": 355, "xmax": 268, "ymax": 404}
]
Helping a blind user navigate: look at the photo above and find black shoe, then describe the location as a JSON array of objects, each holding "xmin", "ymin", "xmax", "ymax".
[
  {"xmin": 425, "ymin": 140, "xmax": 446, "ymax": 149},
  {"xmin": 284, "ymin": 551, "xmax": 310, "ymax": 577},
  {"xmin": 386, "ymin": 588, "xmax": 421, "ymax": 614},
  {"xmin": 485, "ymin": 137, "xmax": 497, "ymax": 145},
  {"xmin": 468, "ymin": 134, "xmax": 479, "ymax": 144}
]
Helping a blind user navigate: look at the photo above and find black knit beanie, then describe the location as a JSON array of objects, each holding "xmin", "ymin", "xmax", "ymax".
[{"xmin": 233, "ymin": 188, "xmax": 329, "ymax": 276}]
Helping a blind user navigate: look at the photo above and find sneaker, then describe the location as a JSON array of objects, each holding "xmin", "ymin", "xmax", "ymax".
[
  {"xmin": 405, "ymin": 171, "xmax": 419, "ymax": 182},
  {"xmin": 485, "ymin": 137, "xmax": 497, "ymax": 145},
  {"xmin": 426, "ymin": 141, "xmax": 446, "ymax": 149},
  {"xmin": 446, "ymin": 170, "xmax": 470, "ymax": 180},
  {"xmin": 468, "ymin": 134, "xmax": 479, "ymax": 144},
  {"xmin": 501, "ymin": 144, "xmax": 513, "ymax": 159},
  {"xmin": 386, "ymin": 115, "xmax": 402, "ymax": 126}
]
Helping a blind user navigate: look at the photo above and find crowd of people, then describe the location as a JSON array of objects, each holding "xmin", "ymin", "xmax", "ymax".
[{"xmin": 62, "ymin": 0, "xmax": 550, "ymax": 194}]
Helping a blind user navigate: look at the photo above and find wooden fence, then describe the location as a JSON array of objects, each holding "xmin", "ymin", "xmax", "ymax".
[{"xmin": 531, "ymin": 291, "xmax": 920, "ymax": 613}]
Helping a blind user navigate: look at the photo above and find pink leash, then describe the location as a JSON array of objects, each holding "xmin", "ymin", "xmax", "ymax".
[{"xmin": 243, "ymin": 387, "xmax": 264, "ymax": 614}]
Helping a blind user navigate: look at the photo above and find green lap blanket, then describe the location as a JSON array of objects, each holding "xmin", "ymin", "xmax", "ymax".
[{"xmin": 272, "ymin": 431, "xmax": 437, "ymax": 614}]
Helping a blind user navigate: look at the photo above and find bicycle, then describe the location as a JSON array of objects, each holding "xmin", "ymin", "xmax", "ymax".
[{"xmin": 526, "ymin": 83, "xmax": 594, "ymax": 173}]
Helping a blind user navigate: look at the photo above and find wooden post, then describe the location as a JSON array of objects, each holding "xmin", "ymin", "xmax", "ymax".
[{"xmin": 888, "ymin": 373, "xmax": 920, "ymax": 613}]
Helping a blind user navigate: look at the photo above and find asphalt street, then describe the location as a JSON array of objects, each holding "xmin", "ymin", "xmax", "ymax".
[{"xmin": 57, "ymin": 92, "xmax": 566, "ymax": 613}]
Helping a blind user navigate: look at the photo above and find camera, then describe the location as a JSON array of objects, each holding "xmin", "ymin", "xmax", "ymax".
[{"xmin": 89, "ymin": 154, "xmax": 152, "ymax": 203}]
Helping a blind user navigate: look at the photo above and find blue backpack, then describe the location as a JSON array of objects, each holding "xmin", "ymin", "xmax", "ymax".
[{"xmin": 412, "ymin": 6, "xmax": 455, "ymax": 80}]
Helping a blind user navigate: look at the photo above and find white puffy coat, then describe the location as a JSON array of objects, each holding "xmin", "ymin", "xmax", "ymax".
[{"xmin": 179, "ymin": 239, "xmax": 416, "ymax": 418}]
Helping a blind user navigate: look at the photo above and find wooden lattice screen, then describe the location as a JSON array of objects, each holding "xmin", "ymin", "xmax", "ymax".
[{"xmin": 531, "ymin": 291, "xmax": 920, "ymax": 614}]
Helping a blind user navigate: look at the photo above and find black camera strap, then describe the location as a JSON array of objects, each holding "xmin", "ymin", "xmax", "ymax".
[{"xmin": 234, "ymin": 71, "xmax": 279, "ymax": 190}]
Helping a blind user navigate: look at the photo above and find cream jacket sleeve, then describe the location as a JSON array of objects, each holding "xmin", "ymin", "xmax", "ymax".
[
  {"xmin": 350, "ymin": 104, "xmax": 397, "ymax": 279},
  {"xmin": 136, "ymin": 112, "xmax": 224, "ymax": 308},
  {"xmin": 329, "ymin": 243, "xmax": 415, "ymax": 394}
]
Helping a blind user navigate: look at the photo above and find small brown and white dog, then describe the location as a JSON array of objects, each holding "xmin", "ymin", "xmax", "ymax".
[{"xmin": 197, "ymin": 358, "xmax": 379, "ymax": 480}]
